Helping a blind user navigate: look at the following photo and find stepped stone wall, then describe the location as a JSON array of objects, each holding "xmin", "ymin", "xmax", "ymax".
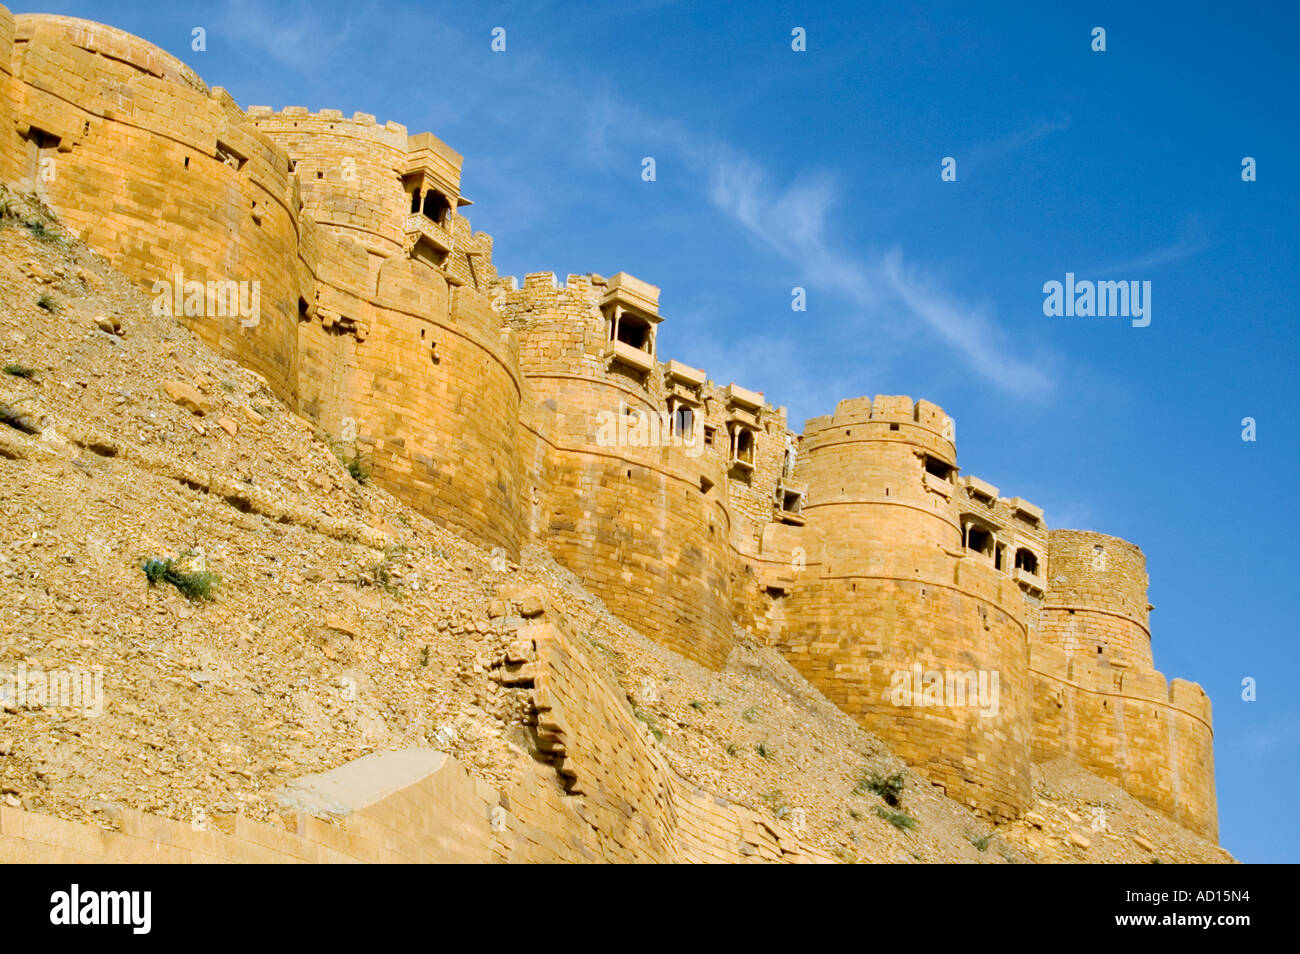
[{"xmin": 0, "ymin": 602, "xmax": 829, "ymax": 863}]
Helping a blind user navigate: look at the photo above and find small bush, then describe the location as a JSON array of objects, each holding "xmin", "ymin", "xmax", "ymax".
[
  {"xmin": 358, "ymin": 544, "xmax": 405, "ymax": 596},
  {"xmin": 968, "ymin": 832, "xmax": 992, "ymax": 852},
  {"xmin": 689, "ymin": 699, "xmax": 706, "ymax": 711},
  {"xmin": 634, "ymin": 709, "xmax": 664, "ymax": 742},
  {"xmin": 741, "ymin": 705, "xmax": 761, "ymax": 723},
  {"xmin": 36, "ymin": 294, "xmax": 58, "ymax": 313},
  {"xmin": 725, "ymin": 742, "xmax": 738, "ymax": 756},
  {"xmin": 419, "ymin": 645, "xmax": 430, "ymax": 666},
  {"xmin": 142, "ymin": 555, "xmax": 220, "ymax": 601},
  {"xmin": 755, "ymin": 741, "xmax": 773, "ymax": 759},
  {"xmin": 855, "ymin": 768, "xmax": 906, "ymax": 807},
  {"xmin": 874, "ymin": 806, "xmax": 918, "ymax": 831},
  {"xmin": 345, "ymin": 454, "xmax": 369, "ymax": 484},
  {"xmin": 325, "ymin": 434, "xmax": 369, "ymax": 484},
  {"xmin": 26, "ymin": 219, "xmax": 59, "ymax": 242},
  {"xmin": 3, "ymin": 363, "xmax": 36, "ymax": 378}
]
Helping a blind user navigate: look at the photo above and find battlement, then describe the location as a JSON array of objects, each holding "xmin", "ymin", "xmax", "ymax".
[
  {"xmin": 805, "ymin": 395, "xmax": 953, "ymax": 439},
  {"xmin": 800, "ymin": 395, "xmax": 957, "ymax": 472},
  {"xmin": 247, "ymin": 106, "xmax": 410, "ymax": 145},
  {"xmin": 246, "ymin": 109, "xmax": 467, "ymax": 205},
  {"xmin": 1044, "ymin": 529, "xmax": 1150, "ymax": 624}
]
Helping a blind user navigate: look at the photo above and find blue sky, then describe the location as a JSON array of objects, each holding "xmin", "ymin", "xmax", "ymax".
[{"xmin": 34, "ymin": 0, "xmax": 1299, "ymax": 862}]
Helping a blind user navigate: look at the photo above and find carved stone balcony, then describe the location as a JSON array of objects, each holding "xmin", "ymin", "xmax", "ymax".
[
  {"xmin": 923, "ymin": 470, "xmax": 953, "ymax": 498},
  {"xmin": 610, "ymin": 338, "xmax": 655, "ymax": 375},
  {"xmin": 402, "ymin": 213, "xmax": 453, "ymax": 257},
  {"xmin": 1014, "ymin": 567, "xmax": 1046, "ymax": 594}
]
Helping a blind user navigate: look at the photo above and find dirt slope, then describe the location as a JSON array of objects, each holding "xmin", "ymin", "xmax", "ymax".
[{"xmin": 0, "ymin": 186, "xmax": 1233, "ymax": 863}]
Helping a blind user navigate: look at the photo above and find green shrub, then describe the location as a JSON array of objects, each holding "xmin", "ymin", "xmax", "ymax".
[
  {"xmin": 325, "ymin": 434, "xmax": 369, "ymax": 484},
  {"xmin": 2, "ymin": 363, "xmax": 36, "ymax": 378},
  {"xmin": 634, "ymin": 709, "xmax": 664, "ymax": 742},
  {"xmin": 345, "ymin": 454, "xmax": 369, "ymax": 483},
  {"xmin": 26, "ymin": 219, "xmax": 59, "ymax": 242},
  {"xmin": 874, "ymin": 806, "xmax": 918, "ymax": 831},
  {"xmin": 36, "ymin": 294, "xmax": 58, "ymax": 312},
  {"xmin": 855, "ymin": 768, "xmax": 906, "ymax": 807},
  {"xmin": 142, "ymin": 555, "xmax": 220, "ymax": 601}
]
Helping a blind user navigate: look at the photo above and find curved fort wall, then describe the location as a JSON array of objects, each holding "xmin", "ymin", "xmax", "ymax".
[
  {"xmin": 1033, "ymin": 530, "xmax": 1216, "ymax": 839},
  {"xmin": 2, "ymin": 13, "xmax": 302, "ymax": 402},
  {"xmin": 495, "ymin": 271, "xmax": 735, "ymax": 669},
  {"xmin": 0, "ymin": 4, "xmax": 1218, "ymax": 840},
  {"xmin": 779, "ymin": 397, "xmax": 1033, "ymax": 821},
  {"xmin": 247, "ymin": 108, "xmax": 522, "ymax": 556},
  {"xmin": 1040, "ymin": 530, "xmax": 1153, "ymax": 669},
  {"xmin": 0, "ymin": 9, "xmax": 15, "ymax": 182}
]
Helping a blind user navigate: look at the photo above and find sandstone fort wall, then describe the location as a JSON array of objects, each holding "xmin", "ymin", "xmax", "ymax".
[{"xmin": 0, "ymin": 7, "xmax": 1217, "ymax": 840}]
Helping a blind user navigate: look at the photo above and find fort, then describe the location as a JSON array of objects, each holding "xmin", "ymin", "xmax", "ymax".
[{"xmin": 0, "ymin": 9, "xmax": 1217, "ymax": 842}]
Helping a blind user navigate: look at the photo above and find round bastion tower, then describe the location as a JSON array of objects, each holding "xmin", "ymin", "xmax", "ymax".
[
  {"xmin": 2, "ymin": 14, "xmax": 304, "ymax": 403},
  {"xmin": 780, "ymin": 396, "xmax": 1033, "ymax": 821},
  {"xmin": 1040, "ymin": 530, "xmax": 1153, "ymax": 669},
  {"xmin": 248, "ymin": 108, "xmax": 523, "ymax": 557},
  {"xmin": 1033, "ymin": 529, "xmax": 1218, "ymax": 839},
  {"xmin": 495, "ymin": 271, "xmax": 736, "ymax": 670}
]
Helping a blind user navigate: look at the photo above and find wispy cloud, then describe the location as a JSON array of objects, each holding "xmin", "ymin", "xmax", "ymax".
[
  {"xmin": 698, "ymin": 147, "xmax": 1054, "ymax": 397},
  {"xmin": 1092, "ymin": 215, "xmax": 1211, "ymax": 275},
  {"xmin": 967, "ymin": 116, "xmax": 1072, "ymax": 166},
  {"xmin": 878, "ymin": 249, "xmax": 1054, "ymax": 396},
  {"xmin": 213, "ymin": 0, "xmax": 358, "ymax": 72}
]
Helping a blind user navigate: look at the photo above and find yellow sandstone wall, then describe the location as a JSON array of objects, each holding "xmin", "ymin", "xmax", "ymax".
[
  {"xmin": 497, "ymin": 272, "xmax": 737, "ymax": 669},
  {"xmin": 1032, "ymin": 530, "xmax": 1216, "ymax": 839},
  {"xmin": 0, "ymin": 5, "xmax": 1218, "ymax": 841},
  {"xmin": 2, "ymin": 13, "xmax": 303, "ymax": 402},
  {"xmin": 248, "ymin": 109, "xmax": 523, "ymax": 557},
  {"xmin": 1040, "ymin": 530, "xmax": 1154, "ymax": 668},
  {"xmin": 0, "ymin": 9, "xmax": 17, "ymax": 183},
  {"xmin": 778, "ymin": 397, "xmax": 1033, "ymax": 821}
]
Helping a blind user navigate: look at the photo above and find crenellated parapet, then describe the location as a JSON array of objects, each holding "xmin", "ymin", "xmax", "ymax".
[
  {"xmin": 797, "ymin": 396, "xmax": 960, "ymax": 550},
  {"xmin": 248, "ymin": 106, "xmax": 496, "ymax": 293}
]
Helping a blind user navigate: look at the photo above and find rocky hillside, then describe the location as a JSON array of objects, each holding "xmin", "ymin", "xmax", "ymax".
[{"xmin": 0, "ymin": 186, "xmax": 1233, "ymax": 863}]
